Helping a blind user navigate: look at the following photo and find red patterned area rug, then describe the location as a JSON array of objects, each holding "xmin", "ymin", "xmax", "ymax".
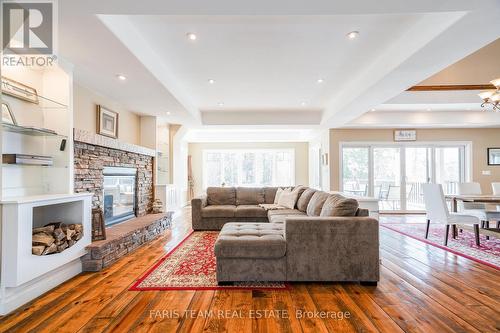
[
  {"xmin": 130, "ymin": 231, "xmax": 287, "ymax": 290},
  {"xmin": 381, "ymin": 223, "xmax": 500, "ymax": 269}
]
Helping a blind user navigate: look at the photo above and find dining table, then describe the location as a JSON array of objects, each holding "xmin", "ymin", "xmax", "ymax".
[{"xmin": 445, "ymin": 194, "xmax": 500, "ymax": 239}]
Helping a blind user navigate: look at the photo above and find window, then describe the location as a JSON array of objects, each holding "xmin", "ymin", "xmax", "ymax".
[
  {"xmin": 342, "ymin": 147, "xmax": 369, "ymax": 196},
  {"xmin": 340, "ymin": 142, "xmax": 469, "ymax": 212},
  {"xmin": 202, "ymin": 149, "xmax": 295, "ymax": 188}
]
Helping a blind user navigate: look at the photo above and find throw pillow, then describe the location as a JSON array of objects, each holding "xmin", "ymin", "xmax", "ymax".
[
  {"xmin": 296, "ymin": 188, "xmax": 317, "ymax": 212},
  {"xmin": 291, "ymin": 186, "xmax": 307, "ymax": 208},
  {"xmin": 277, "ymin": 188, "xmax": 299, "ymax": 209},
  {"xmin": 306, "ymin": 191, "xmax": 330, "ymax": 216},
  {"xmin": 320, "ymin": 194, "xmax": 359, "ymax": 217},
  {"xmin": 274, "ymin": 188, "xmax": 284, "ymax": 204}
]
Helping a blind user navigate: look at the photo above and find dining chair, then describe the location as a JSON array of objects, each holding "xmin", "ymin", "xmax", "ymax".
[
  {"xmin": 422, "ymin": 184, "xmax": 481, "ymax": 246},
  {"xmin": 492, "ymin": 182, "xmax": 500, "ymax": 195},
  {"xmin": 457, "ymin": 182, "xmax": 484, "ymax": 210},
  {"xmin": 386, "ymin": 185, "xmax": 401, "ymax": 210},
  {"xmin": 458, "ymin": 182, "xmax": 499, "ymax": 235}
]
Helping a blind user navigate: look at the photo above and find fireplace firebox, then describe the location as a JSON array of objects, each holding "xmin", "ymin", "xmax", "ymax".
[{"xmin": 103, "ymin": 167, "xmax": 137, "ymax": 226}]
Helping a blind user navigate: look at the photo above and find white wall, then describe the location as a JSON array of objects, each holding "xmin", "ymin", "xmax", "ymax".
[
  {"xmin": 188, "ymin": 142, "xmax": 309, "ymax": 197},
  {"xmin": 309, "ymin": 130, "xmax": 330, "ymax": 191}
]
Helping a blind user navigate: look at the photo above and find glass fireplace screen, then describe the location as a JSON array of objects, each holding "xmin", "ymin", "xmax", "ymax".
[{"xmin": 103, "ymin": 167, "xmax": 137, "ymax": 226}]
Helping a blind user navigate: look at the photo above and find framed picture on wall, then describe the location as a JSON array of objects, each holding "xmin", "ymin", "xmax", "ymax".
[
  {"xmin": 394, "ymin": 129, "xmax": 417, "ymax": 141},
  {"xmin": 96, "ymin": 105, "xmax": 119, "ymax": 139},
  {"xmin": 488, "ymin": 148, "xmax": 500, "ymax": 165}
]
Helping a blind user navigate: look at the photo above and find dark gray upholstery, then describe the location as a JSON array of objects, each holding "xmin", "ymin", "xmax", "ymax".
[
  {"xmin": 296, "ymin": 188, "xmax": 316, "ymax": 212},
  {"xmin": 235, "ymin": 205, "xmax": 267, "ymax": 218},
  {"xmin": 215, "ymin": 219, "xmax": 379, "ymax": 283},
  {"xmin": 285, "ymin": 217, "xmax": 379, "ymax": 282},
  {"xmin": 192, "ymin": 187, "xmax": 371, "ymax": 231},
  {"xmin": 263, "ymin": 187, "xmax": 279, "ymax": 203},
  {"xmin": 201, "ymin": 205, "xmax": 236, "ymax": 218},
  {"xmin": 215, "ymin": 223, "xmax": 286, "ymax": 258},
  {"xmin": 207, "ymin": 187, "xmax": 236, "ymax": 205},
  {"xmin": 267, "ymin": 209, "xmax": 305, "ymax": 218},
  {"xmin": 236, "ymin": 187, "xmax": 265, "ymax": 205},
  {"xmin": 320, "ymin": 194, "xmax": 359, "ymax": 217},
  {"xmin": 306, "ymin": 191, "xmax": 330, "ymax": 216},
  {"xmin": 216, "ymin": 258, "xmax": 286, "ymax": 282}
]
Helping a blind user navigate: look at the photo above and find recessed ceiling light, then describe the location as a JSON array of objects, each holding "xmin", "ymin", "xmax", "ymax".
[
  {"xmin": 116, "ymin": 74, "xmax": 127, "ymax": 81},
  {"xmin": 208, "ymin": 79, "xmax": 215, "ymax": 84},
  {"xmin": 186, "ymin": 32, "xmax": 197, "ymax": 41},
  {"xmin": 346, "ymin": 31, "xmax": 359, "ymax": 40},
  {"xmin": 317, "ymin": 78, "xmax": 324, "ymax": 84},
  {"xmin": 301, "ymin": 101, "xmax": 307, "ymax": 106},
  {"xmin": 217, "ymin": 102, "xmax": 225, "ymax": 107},
  {"xmin": 370, "ymin": 108, "xmax": 376, "ymax": 112},
  {"xmin": 166, "ymin": 111, "xmax": 171, "ymax": 116},
  {"xmin": 426, "ymin": 108, "xmax": 432, "ymax": 111}
]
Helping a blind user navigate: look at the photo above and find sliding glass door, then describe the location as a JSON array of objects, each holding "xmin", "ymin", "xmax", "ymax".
[
  {"xmin": 341, "ymin": 143, "xmax": 468, "ymax": 212},
  {"xmin": 373, "ymin": 147, "xmax": 401, "ymax": 211},
  {"xmin": 405, "ymin": 147, "xmax": 431, "ymax": 211}
]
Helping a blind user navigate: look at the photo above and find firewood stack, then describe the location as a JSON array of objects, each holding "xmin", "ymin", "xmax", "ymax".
[{"xmin": 32, "ymin": 222, "xmax": 83, "ymax": 255}]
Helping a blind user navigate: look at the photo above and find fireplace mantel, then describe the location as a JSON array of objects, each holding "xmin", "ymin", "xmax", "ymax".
[{"xmin": 74, "ymin": 128, "xmax": 155, "ymax": 157}]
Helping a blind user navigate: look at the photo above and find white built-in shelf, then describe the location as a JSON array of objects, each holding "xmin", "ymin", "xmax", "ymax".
[
  {"xmin": 1, "ymin": 164, "xmax": 68, "ymax": 168},
  {"xmin": 2, "ymin": 123, "xmax": 67, "ymax": 138},
  {"xmin": 0, "ymin": 192, "xmax": 92, "ymax": 204}
]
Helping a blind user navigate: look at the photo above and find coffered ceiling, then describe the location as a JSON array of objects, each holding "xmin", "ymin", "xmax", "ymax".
[{"xmin": 58, "ymin": 0, "xmax": 500, "ymax": 129}]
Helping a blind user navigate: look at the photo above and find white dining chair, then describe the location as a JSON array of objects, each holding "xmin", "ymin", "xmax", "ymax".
[
  {"xmin": 457, "ymin": 182, "xmax": 484, "ymax": 210},
  {"xmin": 458, "ymin": 182, "xmax": 499, "ymax": 236},
  {"xmin": 492, "ymin": 182, "xmax": 500, "ymax": 195},
  {"xmin": 422, "ymin": 184, "xmax": 481, "ymax": 246}
]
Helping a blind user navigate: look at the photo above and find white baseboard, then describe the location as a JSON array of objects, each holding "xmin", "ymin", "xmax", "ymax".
[{"xmin": 0, "ymin": 258, "xmax": 82, "ymax": 315}]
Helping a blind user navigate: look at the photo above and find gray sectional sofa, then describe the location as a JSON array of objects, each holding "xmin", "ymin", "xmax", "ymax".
[{"xmin": 191, "ymin": 186, "xmax": 380, "ymax": 284}]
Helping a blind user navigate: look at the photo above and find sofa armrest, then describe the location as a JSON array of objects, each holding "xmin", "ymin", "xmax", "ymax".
[
  {"xmin": 285, "ymin": 216, "xmax": 379, "ymax": 282},
  {"xmin": 191, "ymin": 194, "xmax": 207, "ymax": 230}
]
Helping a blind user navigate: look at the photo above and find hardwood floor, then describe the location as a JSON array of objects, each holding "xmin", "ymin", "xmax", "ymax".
[{"xmin": 1, "ymin": 211, "xmax": 499, "ymax": 332}]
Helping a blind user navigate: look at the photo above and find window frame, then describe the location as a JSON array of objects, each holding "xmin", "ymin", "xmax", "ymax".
[{"xmin": 202, "ymin": 148, "xmax": 295, "ymax": 188}]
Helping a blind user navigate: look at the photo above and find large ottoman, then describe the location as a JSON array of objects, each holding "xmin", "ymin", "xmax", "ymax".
[{"xmin": 214, "ymin": 223, "xmax": 286, "ymax": 282}]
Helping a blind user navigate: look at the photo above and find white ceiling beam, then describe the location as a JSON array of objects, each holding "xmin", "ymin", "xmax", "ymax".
[
  {"xmin": 348, "ymin": 110, "xmax": 500, "ymax": 128},
  {"xmin": 201, "ymin": 110, "xmax": 322, "ymax": 125},
  {"xmin": 321, "ymin": 5, "xmax": 500, "ymax": 128},
  {"xmin": 99, "ymin": 15, "xmax": 202, "ymax": 124}
]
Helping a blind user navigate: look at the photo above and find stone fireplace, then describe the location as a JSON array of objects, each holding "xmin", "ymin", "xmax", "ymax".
[{"xmin": 73, "ymin": 129, "xmax": 155, "ymax": 219}]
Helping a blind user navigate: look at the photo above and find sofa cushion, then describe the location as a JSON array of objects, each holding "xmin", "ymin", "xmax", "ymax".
[
  {"xmin": 306, "ymin": 191, "xmax": 330, "ymax": 216},
  {"xmin": 235, "ymin": 205, "xmax": 267, "ymax": 218},
  {"xmin": 201, "ymin": 205, "xmax": 236, "ymax": 218},
  {"xmin": 273, "ymin": 188, "xmax": 284, "ymax": 204},
  {"xmin": 263, "ymin": 187, "xmax": 279, "ymax": 204},
  {"xmin": 277, "ymin": 188, "xmax": 299, "ymax": 209},
  {"xmin": 236, "ymin": 187, "xmax": 265, "ymax": 205},
  {"xmin": 296, "ymin": 188, "xmax": 316, "ymax": 212},
  {"xmin": 269, "ymin": 215, "xmax": 285, "ymax": 224},
  {"xmin": 320, "ymin": 194, "xmax": 359, "ymax": 217},
  {"xmin": 293, "ymin": 186, "xmax": 307, "ymax": 205},
  {"xmin": 207, "ymin": 187, "xmax": 236, "ymax": 206},
  {"xmin": 267, "ymin": 209, "xmax": 306, "ymax": 219},
  {"xmin": 215, "ymin": 223, "xmax": 286, "ymax": 258}
]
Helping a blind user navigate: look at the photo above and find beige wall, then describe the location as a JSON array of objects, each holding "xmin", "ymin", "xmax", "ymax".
[
  {"xmin": 188, "ymin": 142, "xmax": 309, "ymax": 196},
  {"xmin": 73, "ymin": 83, "xmax": 141, "ymax": 145},
  {"xmin": 330, "ymin": 128, "xmax": 500, "ymax": 194}
]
